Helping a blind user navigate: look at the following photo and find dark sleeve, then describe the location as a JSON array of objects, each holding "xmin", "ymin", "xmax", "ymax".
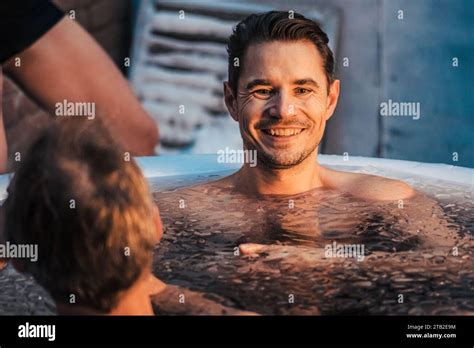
[{"xmin": 0, "ymin": 0, "xmax": 64, "ymax": 64}]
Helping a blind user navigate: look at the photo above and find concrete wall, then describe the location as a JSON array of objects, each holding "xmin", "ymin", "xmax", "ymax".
[
  {"xmin": 318, "ymin": 0, "xmax": 473, "ymax": 167},
  {"xmin": 380, "ymin": 0, "xmax": 474, "ymax": 167}
]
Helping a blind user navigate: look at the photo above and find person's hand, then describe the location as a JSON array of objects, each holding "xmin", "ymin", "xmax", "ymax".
[
  {"xmin": 239, "ymin": 243, "xmax": 268, "ymax": 255},
  {"xmin": 238, "ymin": 242, "xmax": 332, "ymax": 270}
]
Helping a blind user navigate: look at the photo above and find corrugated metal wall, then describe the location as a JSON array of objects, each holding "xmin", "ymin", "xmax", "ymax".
[{"xmin": 305, "ymin": 0, "xmax": 473, "ymax": 168}]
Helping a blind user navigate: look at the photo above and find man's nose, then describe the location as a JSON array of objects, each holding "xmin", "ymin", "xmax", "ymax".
[{"xmin": 268, "ymin": 91, "xmax": 296, "ymax": 119}]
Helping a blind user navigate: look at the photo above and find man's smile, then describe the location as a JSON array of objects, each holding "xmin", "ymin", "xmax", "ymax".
[
  {"xmin": 261, "ymin": 128, "xmax": 305, "ymax": 137},
  {"xmin": 258, "ymin": 126, "xmax": 308, "ymax": 147}
]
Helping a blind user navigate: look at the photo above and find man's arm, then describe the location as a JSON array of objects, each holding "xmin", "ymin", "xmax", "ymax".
[{"xmin": 3, "ymin": 16, "xmax": 158, "ymax": 156}]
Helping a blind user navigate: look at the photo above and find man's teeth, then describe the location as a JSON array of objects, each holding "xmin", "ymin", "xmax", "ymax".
[{"xmin": 264, "ymin": 129, "xmax": 303, "ymax": 136}]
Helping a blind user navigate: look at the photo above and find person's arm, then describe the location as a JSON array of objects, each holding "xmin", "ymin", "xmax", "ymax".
[
  {"xmin": 3, "ymin": 16, "xmax": 158, "ymax": 156},
  {"xmin": 0, "ymin": 68, "xmax": 7, "ymax": 173}
]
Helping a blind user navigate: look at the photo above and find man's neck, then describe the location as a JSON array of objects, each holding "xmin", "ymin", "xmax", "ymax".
[{"xmin": 232, "ymin": 151, "xmax": 324, "ymax": 196}]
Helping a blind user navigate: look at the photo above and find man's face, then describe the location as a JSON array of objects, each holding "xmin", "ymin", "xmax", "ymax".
[{"xmin": 224, "ymin": 40, "xmax": 339, "ymax": 168}]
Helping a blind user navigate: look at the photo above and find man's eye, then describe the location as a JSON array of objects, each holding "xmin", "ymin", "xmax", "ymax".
[
  {"xmin": 254, "ymin": 89, "xmax": 273, "ymax": 96},
  {"xmin": 295, "ymin": 87, "xmax": 312, "ymax": 95}
]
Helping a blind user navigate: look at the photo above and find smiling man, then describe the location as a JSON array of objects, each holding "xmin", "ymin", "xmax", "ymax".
[
  {"xmin": 150, "ymin": 12, "xmax": 462, "ymax": 312},
  {"xmin": 219, "ymin": 11, "xmax": 413, "ymax": 199}
]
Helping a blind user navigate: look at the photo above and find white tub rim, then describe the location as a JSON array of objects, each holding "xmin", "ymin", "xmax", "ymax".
[{"xmin": 0, "ymin": 154, "xmax": 472, "ymax": 201}]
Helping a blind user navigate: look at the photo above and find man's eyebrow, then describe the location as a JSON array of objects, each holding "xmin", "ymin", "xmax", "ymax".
[
  {"xmin": 245, "ymin": 79, "xmax": 273, "ymax": 90},
  {"xmin": 293, "ymin": 78, "xmax": 320, "ymax": 88}
]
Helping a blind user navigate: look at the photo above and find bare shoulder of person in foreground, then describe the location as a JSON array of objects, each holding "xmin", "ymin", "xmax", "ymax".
[{"xmin": 149, "ymin": 276, "xmax": 257, "ymax": 315}]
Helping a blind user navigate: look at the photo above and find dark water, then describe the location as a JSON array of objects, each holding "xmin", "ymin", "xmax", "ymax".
[
  {"xmin": 0, "ymin": 263, "xmax": 55, "ymax": 315},
  {"xmin": 151, "ymin": 171, "xmax": 474, "ymax": 315}
]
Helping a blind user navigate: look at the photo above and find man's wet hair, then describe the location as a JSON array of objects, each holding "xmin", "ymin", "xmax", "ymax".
[
  {"xmin": 227, "ymin": 11, "xmax": 335, "ymax": 94},
  {"xmin": 4, "ymin": 118, "xmax": 157, "ymax": 312}
]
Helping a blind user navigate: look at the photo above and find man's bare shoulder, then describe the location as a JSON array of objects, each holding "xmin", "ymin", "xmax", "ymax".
[
  {"xmin": 321, "ymin": 167, "xmax": 415, "ymax": 201},
  {"xmin": 177, "ymin": 169, "xmax": 414, "ymax": 201}
]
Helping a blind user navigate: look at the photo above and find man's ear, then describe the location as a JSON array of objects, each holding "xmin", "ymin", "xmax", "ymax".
[
  {"xmin": 152, "ymin": 205, "xmax": 163, "ymax": 244},
  {"xmin": 325, "ymin": 79, "xmax": 340, "ymax": 121},
  {"xmin": 223, "ymin": 81, "xmax": 238, "ymax": 122}
]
